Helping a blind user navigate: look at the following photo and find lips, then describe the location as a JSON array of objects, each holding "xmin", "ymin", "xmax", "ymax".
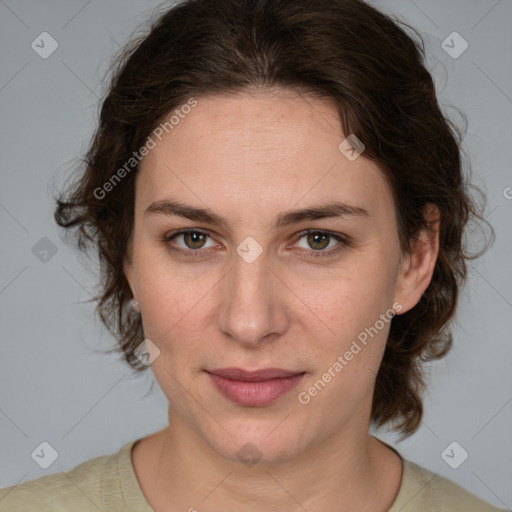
[
  {"xmin": 205, "ymin": 367, "xmax": 306, "ymax": 406},
  {"xmin": 206, "ymin": 367, "xmax": 304, "ymax": 382}
]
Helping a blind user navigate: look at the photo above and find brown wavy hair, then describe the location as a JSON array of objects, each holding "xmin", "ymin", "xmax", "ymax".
[{"xmin": 53, "ymin": 0, "xmax": 493, "ymax": 436}]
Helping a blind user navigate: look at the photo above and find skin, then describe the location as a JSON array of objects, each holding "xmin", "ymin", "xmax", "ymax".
[{"xmin": 123, "ymin": 88, "xmax": 440, "ymax": 512}]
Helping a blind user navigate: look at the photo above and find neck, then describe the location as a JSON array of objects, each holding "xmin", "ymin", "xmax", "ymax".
[{"xmin": 133, "ymin": 408, "xmax": 403, "ymax": 512}]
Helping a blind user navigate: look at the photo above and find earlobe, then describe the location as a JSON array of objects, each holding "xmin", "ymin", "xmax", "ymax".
[
  {"xmin": 393, "ymin": 203, "xmax": 440, "ymax": 314},
  {"xmin": 124, "ymin": 252, "xmax": 141, "ymax": 314}
]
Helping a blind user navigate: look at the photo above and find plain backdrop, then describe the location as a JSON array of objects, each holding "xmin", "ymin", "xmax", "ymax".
[{"xmin": 1, "ymin": 0, "xmax": 511, "ymax": 508}]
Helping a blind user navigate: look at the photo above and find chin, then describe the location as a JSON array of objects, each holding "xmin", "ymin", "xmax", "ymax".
[{"xmin": 203, "ymin": 417, "xmax": 308, "ymax": 467}]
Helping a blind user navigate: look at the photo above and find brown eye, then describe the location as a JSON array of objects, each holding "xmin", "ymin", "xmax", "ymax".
[
  {"xmin": 294, "ymin": 230, "xmax": 348, "ymax": 259},
  {"xmin": 181, "ymin": 231, "xmax": 208, "ymax": 249},
  {"xmin": 162, "ymin": 229, "xmax": 217, "ymax": 259},
  {"xmin": 306, "ymin": 232, "xmax": 331, "ymax": 251}
]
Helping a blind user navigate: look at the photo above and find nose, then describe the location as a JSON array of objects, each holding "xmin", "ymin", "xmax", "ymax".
[{"xmin": 216, "ymin": 250, "xmax": 289, "ymax": 347}]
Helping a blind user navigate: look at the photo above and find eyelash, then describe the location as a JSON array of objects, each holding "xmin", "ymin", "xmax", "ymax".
[{"xmin": 160, "ymin": 228, "xmax": 349, "ymax": 259}]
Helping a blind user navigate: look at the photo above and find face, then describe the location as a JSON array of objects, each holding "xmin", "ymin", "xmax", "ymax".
[{"xmin": 124, "ymin": 88, "xmax": 435, "ymax": 465}]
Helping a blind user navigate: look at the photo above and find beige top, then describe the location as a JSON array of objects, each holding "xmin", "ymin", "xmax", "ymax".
[{"xmin": 0, "ymin": 438, "xmax": 507, "ymax": 511}]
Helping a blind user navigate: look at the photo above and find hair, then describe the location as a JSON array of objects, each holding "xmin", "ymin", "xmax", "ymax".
[{"xmin": 54, "ymin": 0, "xmax": 493, "ymax": 437}]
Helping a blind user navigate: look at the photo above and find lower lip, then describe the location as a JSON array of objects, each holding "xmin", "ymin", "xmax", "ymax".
[{"xmin": 206, "ymin": 372, "xmax": 306, "ymax": 407}]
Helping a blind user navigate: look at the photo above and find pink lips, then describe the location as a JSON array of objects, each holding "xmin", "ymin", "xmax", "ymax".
[{"xmin": 206, "ymin": 367, "xmax": 306, "ymax": 406}]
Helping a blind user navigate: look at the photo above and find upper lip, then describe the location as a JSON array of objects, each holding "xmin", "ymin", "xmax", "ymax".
[{"xmin": 206, "ymin": 367, "xmax": 305, "ymax": 382}]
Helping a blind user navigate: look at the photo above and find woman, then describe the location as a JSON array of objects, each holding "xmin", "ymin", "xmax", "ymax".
[{"xmin": 0, "ymin": 0, "xmax": 506, "ymax": 510}]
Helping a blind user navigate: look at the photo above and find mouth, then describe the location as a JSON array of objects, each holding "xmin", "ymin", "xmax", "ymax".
[{"xmin": 205, "ymin": 367, "xmax": 306, "ymax": 406}]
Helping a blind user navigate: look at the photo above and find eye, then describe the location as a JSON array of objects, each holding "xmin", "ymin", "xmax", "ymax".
[
  {"xmin": 292, "ymin": 229, "xmax": 348, "ymax": 258},
  {"xmin": 161, "ymin": 229, "xmax": 217, "ymax": 258},
  {"xmin": 161, "ymin": 228, "xmax": 349, "ymax": 259}
]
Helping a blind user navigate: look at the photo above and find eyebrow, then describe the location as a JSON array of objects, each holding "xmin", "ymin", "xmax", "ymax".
[{"xmin": 144, "ymin": 199, "xmax": 369, "ymax": 229}]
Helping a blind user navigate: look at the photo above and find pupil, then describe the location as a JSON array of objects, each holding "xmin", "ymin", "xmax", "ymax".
[
  {"xmin": 187, "ymin": 232, "xmax": 204, "ymax": 248},
  {"xmin": 309, "ymin": 233, "xmax": 328, "ymax": 250}
]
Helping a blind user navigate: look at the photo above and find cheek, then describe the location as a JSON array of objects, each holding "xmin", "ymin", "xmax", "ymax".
[
  {"xmin": 297, "ymin": 283, "xmax": 392, "ymax": 431},
  {"xmin": 294, "ymin": 259, "xmax": 397, "ymax": 408},
  {"xmin": 136, "ymin": 266, "xmax": 211, "ymax": 404},
  {"xmin": 132, "ymin": 244, "xmax": 213, "ymax": 336},
  {"xmin": 303, "ymin": 265, "xmax": 396, "ymax": 349}
]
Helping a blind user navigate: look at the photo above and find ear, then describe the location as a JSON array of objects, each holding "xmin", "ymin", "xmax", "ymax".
[{"xmin": 393, "ymin": 203, "xmax": 440, "ymax": 315}]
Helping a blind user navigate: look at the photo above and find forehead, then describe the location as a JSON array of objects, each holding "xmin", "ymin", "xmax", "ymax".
[{"xmin": 136, "ymin": 89, "xmax": 394, "ymax": 227}]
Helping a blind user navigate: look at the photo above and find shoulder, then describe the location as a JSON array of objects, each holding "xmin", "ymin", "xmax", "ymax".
[
  {"xmin": 390, "ymin": 458, "xmax": 509, "ymax": 512},
  {"xmin": 0, "ymin": 440, "xmax": 140, "ymax": 512}
]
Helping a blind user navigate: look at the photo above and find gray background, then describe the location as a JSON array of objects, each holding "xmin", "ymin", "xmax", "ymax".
[{"xmin": 1, "ymin": 0, "xmax": 511, "ymax": 508}]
